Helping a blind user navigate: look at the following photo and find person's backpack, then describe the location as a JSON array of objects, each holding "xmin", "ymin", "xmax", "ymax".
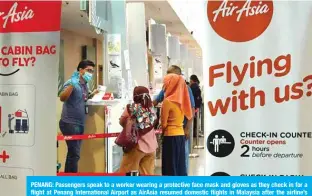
[
  {"xmin": 128, "ymin": 103, "xmax": 157, "ymax": 136},
  {"xmin": 115, "ymin": 104, "xmax": 157, "ymax": 153}
]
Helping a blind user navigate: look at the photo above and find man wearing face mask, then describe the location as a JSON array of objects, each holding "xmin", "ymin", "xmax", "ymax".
[{"xmin": 59, "ymin": 60, "xmax": 97, "ymax": 173}]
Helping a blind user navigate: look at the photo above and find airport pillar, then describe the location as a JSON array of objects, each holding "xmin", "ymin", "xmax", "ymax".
[{"xmin": 126, "ymin": 2, "xmax": 149, "ymax": 87}]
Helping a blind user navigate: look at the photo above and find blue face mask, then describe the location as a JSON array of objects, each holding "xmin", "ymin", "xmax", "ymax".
[{"xmin": 82, "ymin": 72, "xmax": 93, "ymax": 82}]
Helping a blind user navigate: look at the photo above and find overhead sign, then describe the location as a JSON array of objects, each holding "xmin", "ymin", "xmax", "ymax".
[
  {"xmin": 204, "ymin": 0, "xmax": 312, "ymax": 176},
  {"xmin": 0, "ymin": 1, "xmax": 61, "ymax": 195}
]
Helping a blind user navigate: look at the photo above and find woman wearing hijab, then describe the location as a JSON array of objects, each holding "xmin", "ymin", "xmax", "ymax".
[
  {"xmin": 161, "ymin": 74, "xmax": 193, "ymax": 176},
  {"xmin": 118, "ymin": 86, "xmax": 158, "ymax": 175}
]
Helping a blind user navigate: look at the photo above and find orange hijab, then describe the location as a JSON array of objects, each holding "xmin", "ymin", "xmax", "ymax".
[{"xmin": 163, "ymin": 74, "xmax": 193, "ymax": 120}]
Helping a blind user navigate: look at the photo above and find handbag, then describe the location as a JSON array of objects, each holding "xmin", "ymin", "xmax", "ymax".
[{"xmin": 115, "ymin": 104, "xmax": 139, "ymax": 153}]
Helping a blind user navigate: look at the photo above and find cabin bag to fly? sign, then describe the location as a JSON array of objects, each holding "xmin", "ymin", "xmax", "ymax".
[{"xmin": 0, "ymin": 1, "xmax": 61, "ymax": 196}]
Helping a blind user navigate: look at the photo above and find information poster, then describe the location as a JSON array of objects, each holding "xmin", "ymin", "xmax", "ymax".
[
  {"xmin": 107, "ymin": 34, "xmax": 121, "ymax": 55},
  {"xmin": 204, "ymin": 1, "xmax": 312, "ymax": 176},
  {"xmin": 0, "ymin": 1, "xmax": 61, "ymax": 195},
  {"xmin": 107, "ymin": 34, "xmax": 122, "ymax": 83}
]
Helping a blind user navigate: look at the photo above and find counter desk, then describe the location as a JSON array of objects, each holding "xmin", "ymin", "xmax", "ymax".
[{"xmin": 57, "ymin": 99, "xmax": 129, "ymax": 174}]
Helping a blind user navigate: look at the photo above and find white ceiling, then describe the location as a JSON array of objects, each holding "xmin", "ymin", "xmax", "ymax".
[
  {"xmin": 61, "ymin": 1, "xmax": 102, "ymax": 39},
  {"xmin": 60, "ymin": 1, "xmax": 201, "ymax": 57},
  {"xmin": 142, "ymin": 1, "xmax": 202, "ymax": 57}
]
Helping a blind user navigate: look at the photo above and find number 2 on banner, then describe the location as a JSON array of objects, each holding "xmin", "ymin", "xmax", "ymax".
[{"xmin": 241, "ymin": 145, "xmax": 250, "ymax": 157}]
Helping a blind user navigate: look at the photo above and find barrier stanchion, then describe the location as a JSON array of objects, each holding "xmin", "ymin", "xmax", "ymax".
[
  {"xmin": 201, "ymin": 104, "xmax": 204, "ymax": 136},
  {"xmin": 199, "ymin": 104, "xmax": 204, "ymax": 137},
  {"xmin": 194, "ymin": 108, "xmax": 204, "ymax": 149},
  {"xmin": 126, "ymin": 170, "xmax": 139, "ymax": 176},
  {"xmin": 57, "ymin": 141, "xmax": 60, "ymax": 173},
  {"xmin": 189, "ymin": 113, "xmax": 199, "ymax": 158}
]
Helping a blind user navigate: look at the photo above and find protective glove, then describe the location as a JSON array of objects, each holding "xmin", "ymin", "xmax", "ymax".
[{"xmin": 70, "ymin": 71, "xmax": 80, "ymax": 87}]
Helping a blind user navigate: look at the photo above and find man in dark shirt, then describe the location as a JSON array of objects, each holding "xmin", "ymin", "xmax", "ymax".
[
  {"xmin": 190, "ymin": 75, "xmax": 202, "ymax": 137},
  {"xmin": 59, "ymin": 60, "xmax": 98, "ymax": 173}
]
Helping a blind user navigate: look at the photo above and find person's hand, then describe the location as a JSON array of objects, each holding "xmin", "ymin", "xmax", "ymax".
[
  {"xmin": 157, "ymin": 124, "xmax": 164, "ymax": 137},
  {"xmin": 92, "ymin": 89, "xmax": 99, "ymax": 95},
  {"xmin": 70, "ymin": 71, "xmax": 80, "ymax": 87},
  {"xmin": 184, "ymin": 127, "xmax": 190, "ymax": 140}
]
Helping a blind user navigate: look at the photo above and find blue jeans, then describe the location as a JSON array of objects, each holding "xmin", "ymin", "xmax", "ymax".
[
  {"xmin": 185, "ymin": 139, "xmax": 189, "ymax": 175},
  {"xmin": 59, "ymin": 120, "xmax": 84, "ymax": 173}
]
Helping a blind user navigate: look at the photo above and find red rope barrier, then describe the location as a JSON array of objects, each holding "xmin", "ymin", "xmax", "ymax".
[
  {"xmin": 57, "ymin": 172, "xmax": 125, "ymax": 176},
  {"xmin": 57, "ymin": 129, "xmax": 162, "ymax": 141},
  {"xmin": 57, "ymin": 172, "xmax": 161, "ymax": 176}
]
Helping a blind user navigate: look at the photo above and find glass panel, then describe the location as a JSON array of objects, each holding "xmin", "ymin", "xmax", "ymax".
[
  {"xmin": 96, "ymin": 0, "xmax": 108, "ymax": 21},
  {"xmin": 112, "ymin": 145, "xmax": 123, "ymax": 172},
  {"xmin": 80, "ymin": 0, "xmax": 87, "ymax": 11},
  {"xmin": 89, "ymin": 0, "xmax": 111, "ymax": 31},
  {"xmin": 80, "ymin": 0, "xmax": 89, "ymax": 12}
]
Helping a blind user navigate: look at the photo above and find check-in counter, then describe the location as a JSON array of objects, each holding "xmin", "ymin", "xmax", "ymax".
[
  {"xmin": 57, "ymin": 99, "xmax": 129, "ymax": 173},
  {"xmin": 87, "ymin": 99, "xmax": 129, "ymax": 172}
]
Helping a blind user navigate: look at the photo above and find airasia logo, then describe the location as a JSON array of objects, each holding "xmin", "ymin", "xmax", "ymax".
[
  {"xmin": 88, "ymin": 135, "xmax": 96, "ymax": 139},
  {"xmin": 0, "ymin": 2, "xmax": 34, "ymax": 29},
  {"xmin": 207, "ymin": 0, "xmax": 274, "ymax": 42}
]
